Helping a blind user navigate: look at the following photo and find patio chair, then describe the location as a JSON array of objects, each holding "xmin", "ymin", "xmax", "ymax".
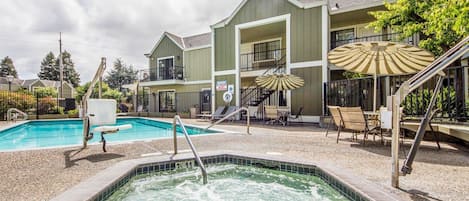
[
  {"xmin": 206, "ymin": 106, "xmax": 228, "ymax": 120},
  {"xmin": 264, "ymin": 105, "xmax": 278, "ymax": 124},
  {"xmin": 212, "ymin": 106, "xmax": 238, "ymax": 121},
  {"xmin": 325, "ymin": 106, "xmax": 342, "ymax": 137},
  {"xmin": 338, "ymin": 107, "xmax": 378, "ymax": 144},
  {"xmin": 288, "ymin": 106, "xmax": 303, "ymax": 123}
]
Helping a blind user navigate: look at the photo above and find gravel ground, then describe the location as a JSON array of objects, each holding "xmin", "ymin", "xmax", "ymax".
[{"xmin": 0, "ymin": 119, "xmax": 468, "ymax": 201}]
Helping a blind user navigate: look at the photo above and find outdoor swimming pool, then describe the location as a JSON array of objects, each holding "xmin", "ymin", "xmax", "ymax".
[{"xmin": 0, "ymin": 118, "xmax": 218, "ymax": 151}]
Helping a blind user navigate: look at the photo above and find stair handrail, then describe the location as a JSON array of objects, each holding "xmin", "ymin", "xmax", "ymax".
[
  {"xmin": 241, "ymin": 55, "xmax": 287, "ymax": 105},
  {"xmin": 205, "ymin": 107, "xmax": 251, "ymax": 134},
  {"xmin": 6, "ymin": 108, "xmax": 28, "ymax": 121},
  {"xmin": 173, "ymin": 115, "xmax": 208, "ymax": 184}
]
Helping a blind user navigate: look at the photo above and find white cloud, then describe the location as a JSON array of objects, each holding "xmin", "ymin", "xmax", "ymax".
[{"xmin": 0, "ymin": 0, "xmax": 241, "ymax": 83}]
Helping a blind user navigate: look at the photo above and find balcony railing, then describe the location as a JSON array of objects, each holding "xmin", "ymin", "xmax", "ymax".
[
  {"xmin": 240, "ymin": 48, "xmax": 285, "ymax": 71},
  {"xmin": 140, "ymin": 66, "xmax": 184, "ymax": 82},
  {"xmin": 330, "ymin": 33, "xmax": 416, "ymax": 49}
]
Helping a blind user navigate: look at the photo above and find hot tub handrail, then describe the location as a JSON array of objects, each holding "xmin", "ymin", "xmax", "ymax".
[
  {"xmin": 205, "ymin": 107, "xmax": 251, "ymax": 135},
  {"xmin": 173, "ymin": 115, "xmax": 208, "ymax": 184}
]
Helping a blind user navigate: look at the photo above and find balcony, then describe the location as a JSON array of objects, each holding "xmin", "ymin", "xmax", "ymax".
[
  {"xmin": 330, "ymin": 33, "xmax": 417, "ymax": 50},
  {"xmin": 140, "ymin": 66, "xmax": 184, "ymax": 82},
  {"xmin": 240, "ymin": 48, "xmax": 285, "ymax": 71}
]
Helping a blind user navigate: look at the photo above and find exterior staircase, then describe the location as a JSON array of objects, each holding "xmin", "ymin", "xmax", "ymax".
[{"xmin": 240, "ymin": 55, "xmax": 286, "ymax": 107}]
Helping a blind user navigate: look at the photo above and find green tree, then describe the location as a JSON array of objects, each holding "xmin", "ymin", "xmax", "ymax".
[
  {"xmin": 75, "ymin": 82, "xmax": 122, "ymax": 103},
  {"xmin": 34, "ymin": 87, "xmax": 58, "ymax": 98},
  {"xmin": 368, "ymin": 0, "xmax": 469, "ymax": 56},
  {"xmin": 0, "ymin": 56, "xmax": 18, "ymax": 78},
  {"xmin": 38, "ymin": 51, "xmax": 81, "ymax": 87},
  {"xmin": 105, "ymin": 58, "xmax": 138, "ymax": 90}
]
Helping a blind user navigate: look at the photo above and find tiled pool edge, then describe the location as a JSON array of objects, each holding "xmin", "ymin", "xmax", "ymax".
[{"xmin": 51, "ymin": 151, "xmax": 402, "ymax": 201}]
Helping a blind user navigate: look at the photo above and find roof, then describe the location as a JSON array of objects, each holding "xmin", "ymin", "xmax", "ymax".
[
  {"xmin": 146, "ymin": 32, "xmax": 211, "ymax": 56},
  {"xmin": 0, "ymin": 77, "xmax": 22, "ymax": 85},
  {"xmin": 211, "ymin": 0, "xmax": 386, "ymax": 28},
  {"xmin": 21, "ymin": 79, "xmax": 72, "ymax": 88},
  {"xmin": 329, "ymin": 0, "xmax": 386, "ymax": 14}
]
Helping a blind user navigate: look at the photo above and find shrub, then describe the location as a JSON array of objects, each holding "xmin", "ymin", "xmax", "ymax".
[{"xmin": 0, "ymin": 90, "xmax": 35, "ymax": 116}]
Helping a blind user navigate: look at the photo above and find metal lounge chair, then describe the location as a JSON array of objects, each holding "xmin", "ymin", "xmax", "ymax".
[
  {"xmin": 325, "ymin": 106, "xmax": 342, "ymax": 138},
  {"xmin": 288, "ymin": 106, "xmax": 303, "ymax": 123},
  {"xmin": 212, "ymin": 106, "xmax": 238, "ymax": 121},
  {"xmin": 338, "ymin": 107, "xmax": 378, "ymax": 144}
]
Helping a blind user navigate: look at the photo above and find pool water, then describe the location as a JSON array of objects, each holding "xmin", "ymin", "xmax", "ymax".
[
  {"xmin": 0, "ymin": 118, "xmax": 216, "ymax": 151},
  {"xmin": 107, "ymin": 164, "xmax": 348, "ymax": 201}
]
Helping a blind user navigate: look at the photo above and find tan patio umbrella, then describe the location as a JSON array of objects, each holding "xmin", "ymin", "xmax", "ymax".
[
  {"xmin": 255, "ymin": 74, "xmax": 304, "ymax": 91},
  {"xmin": 328, "ymin": 41, "xmax": 434, "ymax": 111}
]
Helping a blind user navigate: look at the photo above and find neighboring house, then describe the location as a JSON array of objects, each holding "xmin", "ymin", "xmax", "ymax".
[
  {"xmin": 0, "ymin": 77, "xmax": 75, "ymax": 99},
  {"xmin": 142, "ymin": 0, "xmax": 411, "ymax": 122},
  {"xmin": 141, "ymin": 32, "xmax": 212, "ymax": 114}
]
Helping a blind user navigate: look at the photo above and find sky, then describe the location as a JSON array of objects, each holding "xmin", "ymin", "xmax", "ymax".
[{"xmin": 0, "ymin": 0, "xmax": 242, "ymax": 83}]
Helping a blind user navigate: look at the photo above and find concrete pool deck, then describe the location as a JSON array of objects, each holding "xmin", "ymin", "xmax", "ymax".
[{"xmin": 0, "ymin": 118, "xmax": 468, "ymax": 201}]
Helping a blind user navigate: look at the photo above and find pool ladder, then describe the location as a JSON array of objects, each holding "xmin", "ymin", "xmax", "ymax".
[{"xmin": 172, "ymin": 115, "xmax": 208, "ymax": 184}]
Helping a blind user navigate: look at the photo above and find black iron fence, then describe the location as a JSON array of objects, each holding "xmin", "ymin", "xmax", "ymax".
[
  {"xmin": 136, "ymin": 91, "xmax": 211, "ymax": 115},
  {"xmin": 326, "ymin": 65, "xmax": 469, "ymax": 123},
  {"xmin": 330, "ymin": 32, "xmax": 416, "ymax": 49},
  {"xmin": 0, "ymin": 90, "xmax": 76, "ymax": 120},
  {"xmin": 240, "ymin": 48, "xmax": 285, "ymax": 71}
]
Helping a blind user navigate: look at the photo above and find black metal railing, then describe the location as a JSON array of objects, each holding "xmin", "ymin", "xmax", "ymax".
[
  {"xmin": 137, "ymin": 91, "xmax": 212, "ymax": 115},
  {"xmin": 240, "ymin": 55, "xmax": 286, "ymax": 107},
  {"xmin": 0, "ymin": 90, "xmax": 76, "ymax": 120},
  {"xmin": 240, "ymin": 48, "xmax": 285, "ymax": 71},
  {"xmin": 330, "ymin": 33, "xmax": 416, "ymax": 49},
  {"xmin": 326, "ymin": 65, "xmax": 469, "ymax": 123},
  {"xmin": 139, "ymin": 66, "xmax": 184, "ymax": 82}
]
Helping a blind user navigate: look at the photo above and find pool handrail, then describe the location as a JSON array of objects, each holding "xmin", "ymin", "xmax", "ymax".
[
  {"xmin": 82, "ymin": 58, "xmax": 107, "ymax": 148},
  {"xmin": 173, "ymin": 115, "xmax": 208, "ymax": 184},
  {"xmin": 205, "ymin": 107, "xmax": 251, "ymax": 135},
  {"xmin": 7, "ymin": 108, "xmax": 28, "ymax": 121}
]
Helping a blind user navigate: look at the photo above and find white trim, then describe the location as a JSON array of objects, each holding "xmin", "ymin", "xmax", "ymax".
[
  {"xmin": 200, "ymin": 87, "xmax": 211, "ymax": 91},
  {"xmin": 184, "ymin": 45, "xmax": 211, "ymax": 52},
  {"xmin": 156, "ymin": 56, "xmax": 175, "ymax": 80},
  {"xmin": 139, "ymin": 80, "xmax": 211, "ymax": 87},
  {"xmin": 290, "ymin": 60, "xmax": 322, "ymax": 69},
  {"xmin": 211, "ymin": 0, "xmax": 325, "ymax": 28},
  {"xmin": 147, "ymin": 33, "xmax": 184, "ymax": 56},
  {"xmin": 251, "ymin": 38, "xmax": 282, "ymax": 63},
  {"xmin": 235, "ymin": 14, "xmax": 291, "ymax": 111},
  {"xmin": 214, "ymin": 70, "xmax": 236, "ymax": 76},
  {"xmin": 211, "ymin": 29, "xmax": 216, "ymax": 113},
  {"xmin": 240, "ymin": 70, "xmax": 266, "ymax": 78},
  {"xmin": 321, "ymin": 4, "xmax": 329, "ymax": 115},
  {"xmin": 184, "ymin": 80, "xmax": 211, "ymax": 85},
  {"xmin": 329, "ymin": 1, "xmax": 385, "ymax": 15}
]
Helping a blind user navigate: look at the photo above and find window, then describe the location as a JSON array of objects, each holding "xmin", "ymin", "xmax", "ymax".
[
  {"xmin": 330, "ymin": 28, "xmax": 355, "ymax": 49},
  {"xmin": 157, "ymin": 57, "xmax": 174, "ymax": 80},
  {"xmin": 158, "ymin": 91, "xmax": 176, "ymax": 112},
  {"xmin": 254, "ymin": 40, "xmax": 281, "ymax": 61}
]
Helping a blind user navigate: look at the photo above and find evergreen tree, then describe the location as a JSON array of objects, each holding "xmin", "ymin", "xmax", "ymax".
[
  {"xmin": 105, "ymin": 58, "xmax": 138, "ymax": 90},
  {"xmin": 38, "ymin": 52, "xmax": 57, "ymax": 80},
  {"xmin": 38, "ymin": 51, "xmax": 81, "ymax": 87},
  {"xmin": 0, "ymin": 56, "xmax": 18, "ymax": 78}
]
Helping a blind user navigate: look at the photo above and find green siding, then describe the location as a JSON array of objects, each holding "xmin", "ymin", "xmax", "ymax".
[
  {"xmin": 149, "ymin": 35, "xmax": 183, "ymax": 70},
  {"xmin": 184, "ymin": 47, "xmax": 211, "ymax": 81},
  {"xmin": 214, "ymin": 75, "xmax": 236, "ymax": 107},
  {"xmin": 291, "ymin": 67, "xmax": 322, "ymax": 116},
  {"xmin": 214, "ymin": 0, "xmax": 322, "ymax": 71}
]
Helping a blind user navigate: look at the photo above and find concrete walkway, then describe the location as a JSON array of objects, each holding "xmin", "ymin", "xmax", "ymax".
[{"xmin": 0, "ymin": 118, "xmax": 468, "ymax": 201}]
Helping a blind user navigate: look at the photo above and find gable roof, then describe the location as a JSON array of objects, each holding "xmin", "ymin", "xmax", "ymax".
[
  {"xmin": 21, "ymin": 79, "xmax": 73, "ymax": 88},
  {"xmin": 146, "ymin": 32, "xmax": 211, "ymax": 56},
  {"xmin": 211, "ymin": 0, "xmax": 386, "ymax": 28},
  {"xmin": 329, "ymin": 0, "xmax": 387, "ymax": 14},
  {"xmin": 211, "ymin": 0, "xmax": 327, "ymax": 28}
]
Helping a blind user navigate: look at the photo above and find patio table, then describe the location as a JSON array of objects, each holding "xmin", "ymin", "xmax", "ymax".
[{"xmin": 277, "ymin": 108, "xmax": 290, "ymax": 126}]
